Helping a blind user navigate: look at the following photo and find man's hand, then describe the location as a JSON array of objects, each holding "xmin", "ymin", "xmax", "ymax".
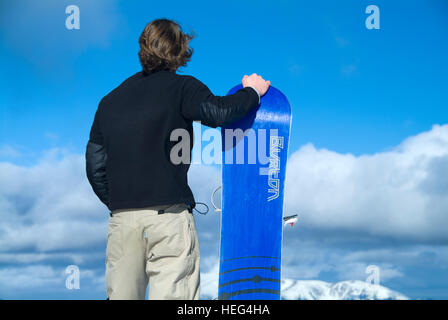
[{"xmin": 242, "ymin": 73, "xmax": 271, "ymax": 97}]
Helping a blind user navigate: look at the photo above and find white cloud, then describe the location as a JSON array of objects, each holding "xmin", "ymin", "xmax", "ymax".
[
  {"xmin": 0, "ymin": 145, "xmax": 223, "ymax": 297},
  {"xmin": 0, "ymin": 252, "xmax": 104, "ymax": 266},
  {"xmin": 0, "ymin": 145, "xmax": 21, "ymax": 159},
  {"xmin": 199, "ymin": 257, "xmax": 220, "ymax": 299},
  {"xmin": 285, "ymin": 124, "xmax": 448, "ymax": 243},
  {"xmin": 0, "ymin": 264, "xmax": 104, "ymax": 297},
  {"xmin": 0, "ymin": 265, "xmax": 63, "ymax": 291},
  {"xmin": 0, "ymin": 147, "xmax": 108, "ymax": 252},
  {"xmin": 1, "ymin": 124, "xmax": 448, "ymax": 298}
]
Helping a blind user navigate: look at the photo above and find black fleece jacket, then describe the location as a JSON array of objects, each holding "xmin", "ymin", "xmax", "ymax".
[{"xmin": 86, "ymin": 70, "xmax": 259, "ymax": 212}]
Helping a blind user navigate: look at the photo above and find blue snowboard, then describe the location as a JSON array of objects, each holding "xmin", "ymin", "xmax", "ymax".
[{"xmin": 218, "ymin": 84, "xmax": 292, "ymax": 300}]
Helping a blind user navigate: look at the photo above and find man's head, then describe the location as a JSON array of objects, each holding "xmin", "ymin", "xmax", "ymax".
[{"xmin": 138, "ymin": 18, "xmax": 194, "ymax": 74}]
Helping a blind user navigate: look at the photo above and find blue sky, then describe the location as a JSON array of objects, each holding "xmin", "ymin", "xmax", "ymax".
[{"xmin": 0, "ymin": 0, "xmax": 447, "ymax": 299}]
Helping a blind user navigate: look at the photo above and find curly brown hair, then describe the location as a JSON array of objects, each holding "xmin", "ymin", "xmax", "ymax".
[{"xmin": 138, "ymin": 18, "xmax": 194, "ymax": 74}]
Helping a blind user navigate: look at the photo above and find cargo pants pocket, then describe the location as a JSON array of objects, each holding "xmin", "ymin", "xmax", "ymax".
[
  {"xmin": 148, "ymin": 211, "xmax": 190, "ymax": 260},
  {"xmin": 105, "ymin": 217, "xmax": 124, "ymax": 265}
]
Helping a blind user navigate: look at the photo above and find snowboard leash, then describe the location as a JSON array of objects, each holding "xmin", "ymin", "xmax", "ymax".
[
  {"xmin": 211, "ymin": 185, "xmax": 222, "ymax": 212},
  {"xmin": 193, "ymin": 201, "xmax": 209, "ymax": 215},
  {"xmin": 189, "ymin": 185, "xmax": 222, "ymax": 216}
]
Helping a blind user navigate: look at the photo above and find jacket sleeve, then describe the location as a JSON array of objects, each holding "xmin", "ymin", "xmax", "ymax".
[
  {"xmin": 85, "ymin": 107, "xmax": 110, "ymax": 208},
  {"xmin": 180, "ymin": 75, "xmax": 260, "ymax": 128}
]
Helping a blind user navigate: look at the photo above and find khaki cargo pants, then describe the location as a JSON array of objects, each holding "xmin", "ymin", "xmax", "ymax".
[{"xmin": 105, "ymin": 203, "xmax": 200, "ymax": 300}]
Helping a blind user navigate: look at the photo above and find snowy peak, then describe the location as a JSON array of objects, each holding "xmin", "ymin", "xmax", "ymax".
[{"xmin": 281, "ymin": 279, "xmax": 408, "ymax": 300}]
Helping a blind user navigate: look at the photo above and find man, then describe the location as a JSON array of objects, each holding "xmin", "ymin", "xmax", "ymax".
[{"xmin": 86, "ymin": 18, "xmax": 270, "ymax": 300}]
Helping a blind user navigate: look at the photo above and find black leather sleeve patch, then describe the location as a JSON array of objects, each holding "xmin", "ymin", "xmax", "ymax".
[{"xmin": 86, "ymin": 141, "xmax": 110, "ymax": 208}]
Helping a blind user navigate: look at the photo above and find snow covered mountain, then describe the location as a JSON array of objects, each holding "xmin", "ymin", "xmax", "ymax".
[
  {"xmin": 281, "ymin": 279, "xmax": 408, "ymax": 300},
  {"xmin": 200, "ymin": 268, "xmax": 409, "ymax": 300}
]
